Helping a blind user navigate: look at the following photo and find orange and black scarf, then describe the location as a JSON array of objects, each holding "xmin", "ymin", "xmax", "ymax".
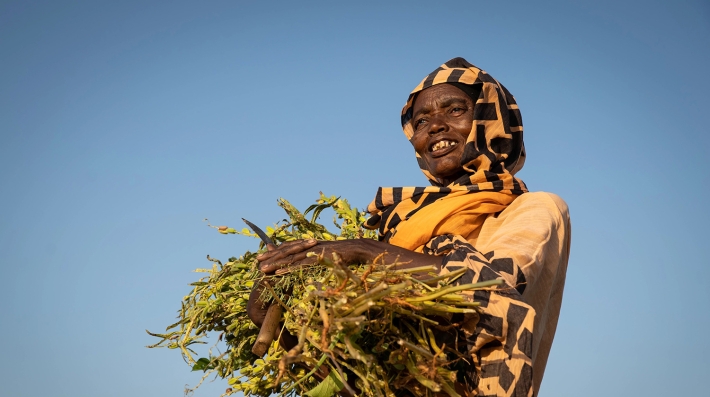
[
  {"xmin": 364, "ymin": 57, "xmax": 537, "ymax": 397},
  {"xmin": 365, "ymin": 57, "xmax": 528, "ymax": 248}
]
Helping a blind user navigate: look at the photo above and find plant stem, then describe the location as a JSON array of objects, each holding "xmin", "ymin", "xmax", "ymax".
[
  {"xmin": 278, "ymin": 338, "xmax": 338, "ymax": 397},
  {"xmin": 405, "ymin": 279, "xmax": 503, "ymax": 303}
]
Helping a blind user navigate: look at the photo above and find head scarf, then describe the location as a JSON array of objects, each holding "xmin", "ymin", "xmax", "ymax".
[{"xmin": 365, "ymin": 58, "xmax": 529, "ymax": 248}]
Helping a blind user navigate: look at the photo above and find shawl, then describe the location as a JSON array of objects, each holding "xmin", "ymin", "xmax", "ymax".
[
  {"xmin": 365, "ymin": 57, "xmax": 528, "ymax": 248},
  {"xmin": 365, "ymin": 58, "xmax": 537, "ymax": 397}
]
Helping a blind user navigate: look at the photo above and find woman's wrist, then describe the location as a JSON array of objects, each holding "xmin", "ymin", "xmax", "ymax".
[{"xmin": 353, "ymin": 239, "xmax": 443, "ymax": 272}]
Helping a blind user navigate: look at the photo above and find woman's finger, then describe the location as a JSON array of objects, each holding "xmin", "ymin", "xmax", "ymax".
[
  {"xmin": 246, "ymin": 282, "xmax": 270, "ymax": 327},
  {"xmin": 260, "ymin": 249, "xmax": 317, "ymax": 273},
  {"xmin": 257, "ymin": 239, "xmax": 318, "ymax": 263},
  {"xmin": 257, "ymin": 239, "xmax": 316, "ymax": 260},
  {"xmin": 273, "ymin": 251, "xmax": 324, "ymax": 275}
]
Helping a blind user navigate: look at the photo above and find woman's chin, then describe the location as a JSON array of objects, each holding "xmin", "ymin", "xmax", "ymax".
[
  {"xmin": 430, "ymin": 169, "xmax": 467, "ymax": 185},
  {"xmin": 428, "ymin": 157, "xmax": 463, "ymax": 176}
]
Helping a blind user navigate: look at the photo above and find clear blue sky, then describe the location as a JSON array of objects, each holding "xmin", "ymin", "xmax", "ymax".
[{"xmin": 1, "ymin": 1, "xmax": 708, "ymax": 396}]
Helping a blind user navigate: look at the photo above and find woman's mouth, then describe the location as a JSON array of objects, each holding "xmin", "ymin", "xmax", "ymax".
[{"xmin": 429, "ymin": 139, "xmax": 458, "ymax": 157}]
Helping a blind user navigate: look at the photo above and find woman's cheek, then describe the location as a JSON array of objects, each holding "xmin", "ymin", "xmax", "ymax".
[{"xmin": 411, "ymin": 133, "xmax": 427, "ymax": 155}]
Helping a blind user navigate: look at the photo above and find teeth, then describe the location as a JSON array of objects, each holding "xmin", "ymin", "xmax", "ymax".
[{"xmin": 431, "ymin": 141, "xmax": 457, "ymax": 152}]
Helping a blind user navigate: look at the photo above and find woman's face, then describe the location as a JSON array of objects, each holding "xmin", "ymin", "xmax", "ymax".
[{"xmin": 411, "ymin": 84, "xmax": 475, "ymax": 185}]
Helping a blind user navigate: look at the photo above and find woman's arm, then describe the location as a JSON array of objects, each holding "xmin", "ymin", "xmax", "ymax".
[
  {"xmin": 256, "ymin": 238, "xmax": 443, "ymax": 275},
  {"xmin": 246, "ymin": 239, "xmax": 442, "ymax": 333}
]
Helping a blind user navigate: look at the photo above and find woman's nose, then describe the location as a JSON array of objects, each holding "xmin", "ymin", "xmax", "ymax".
[{"xmin": 427, "ymin": 114, "xmax": 447, "ymax": 135}]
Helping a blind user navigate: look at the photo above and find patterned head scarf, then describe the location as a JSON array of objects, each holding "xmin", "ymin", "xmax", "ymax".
[
  {"xmin": 403, "ymin": 57, "xmax": 526, "ymax": 187},
  {"xmin": 365, "ymin": 58, "xmax": 528, "ymax": 245}
]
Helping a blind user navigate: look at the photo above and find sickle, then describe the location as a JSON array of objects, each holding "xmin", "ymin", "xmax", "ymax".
[{"xmin": 242, "ymin": 218, "xmax": 281, "ymax": 356}]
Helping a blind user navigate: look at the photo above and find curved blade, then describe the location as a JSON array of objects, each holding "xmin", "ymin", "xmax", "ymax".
[{"xmin": 242, "ymin": 218, "xmax": 274, "ymax": 246}]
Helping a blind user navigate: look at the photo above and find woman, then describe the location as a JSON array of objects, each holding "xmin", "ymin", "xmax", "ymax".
[{"xmin": 248, "ymin": 57, "xmax": 571, "ymax": 397}]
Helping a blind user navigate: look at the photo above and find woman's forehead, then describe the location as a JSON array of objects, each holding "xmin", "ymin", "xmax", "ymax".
[{"xmin": 412, "ymin": 84, "xmax": 471, "ymax": 113}]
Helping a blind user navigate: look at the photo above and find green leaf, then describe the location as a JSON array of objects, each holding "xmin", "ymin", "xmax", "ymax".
[
  {"xmin": 191, "ymin": 357, "xmax": 210, "ymax": 371},
  {"xmin": 304, "ymin": 204, "xmax": 320, "ymax": 216},
  {"xmin": 305, "ymin": 371, "xmax": 345, "ymax": 397}
]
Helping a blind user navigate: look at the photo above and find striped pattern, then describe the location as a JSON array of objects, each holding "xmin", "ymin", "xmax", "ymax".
[
  {"xmin": 402, "ymin": 57, "xmax": 526, "ymax": 185},
  {"xmin": 366, "ymin": 57, "xmax": 527, "ymax": 239}
]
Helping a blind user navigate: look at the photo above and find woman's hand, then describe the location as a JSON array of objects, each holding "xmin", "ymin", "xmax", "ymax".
[
  {"xmin": 245, "ymin": 278, "xmax": 272, "ymax": 327},
  {"xmin": 256, "ymin": 239, "xmax": 369, "ymax": 275},
  {"xmin": 255, "ymin": 238, "xmax": 320, "ymax": 274},
  {"xmin": 256, "ymin": 238, "xmax": 443, "ymax": 275},
  {"xmin": 247, "ymin": 238, "xmax": 443, "ymax": 340},
  {"xmin": 247, "ymin": 238, "xmax": 385, "ymax": 325},
  {"xmin": 246, "ymin": 238, "xmax": 443, "ymax": 395}
]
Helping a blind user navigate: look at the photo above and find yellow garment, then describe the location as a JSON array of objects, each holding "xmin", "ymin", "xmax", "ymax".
[
  {"xmin": 371, "ymin": 191, "xmax": 571, "ymax": 396},
  {"xmin": 473, "ymin": 192, "xmax": 571, "ymax": 393},
  {"xmin": 386, "ymin": 190, "xmax": 517, "ymax": 252}
]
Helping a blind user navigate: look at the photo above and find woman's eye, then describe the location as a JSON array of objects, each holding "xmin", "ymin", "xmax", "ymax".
[{"xmin": 414, "ymin": 119, "xmax": 427, "ymax": 128}]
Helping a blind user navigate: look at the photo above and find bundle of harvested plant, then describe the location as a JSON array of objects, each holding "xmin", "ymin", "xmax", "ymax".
[{"xmin": 147, "ymin": 194, "xmax": 501, "ymax": 397}]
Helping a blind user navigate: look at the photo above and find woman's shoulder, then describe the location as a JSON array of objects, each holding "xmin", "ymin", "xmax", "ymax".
[
  {"xmin": 509, "ymin": 191, "xmax": 570, "ymax": 222},
  {"xmin": 476, "ymin": 191, "xmax": 570, "ymax": 255}
]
